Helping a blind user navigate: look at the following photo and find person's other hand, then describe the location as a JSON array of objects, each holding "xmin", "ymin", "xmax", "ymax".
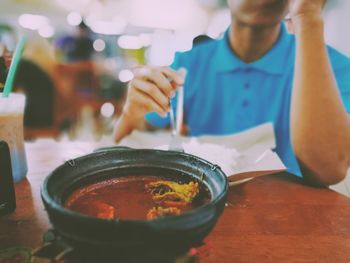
[
  {"xmin": 288, "ymin": 0, "xmax": 326, "ymax": 20},
  {"xmin": 286, "ymin": 0, "xmax": 326, "ymax": 33},
  {"xmin": 121, "ymin": 66, "xmax": 184, "ymax": 130}
]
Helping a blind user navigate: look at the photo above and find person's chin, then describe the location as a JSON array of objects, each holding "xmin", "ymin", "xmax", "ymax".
[{"xmin": 242, "ymin": 15, "xmax": 283, "ymax": 28}]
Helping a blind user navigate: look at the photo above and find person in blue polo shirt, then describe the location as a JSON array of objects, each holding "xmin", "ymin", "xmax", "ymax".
[{"xmin": 114, "ymin": 0, "xmax": 350, "ymax": 186}]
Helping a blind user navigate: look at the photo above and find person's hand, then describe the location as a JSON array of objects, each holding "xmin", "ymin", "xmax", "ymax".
[
  {"xmin": 287, "ymin": 0, "xmax": 326, "ymax": 33},
  {"xmin": 288, "ymin": 0, "xmax": 326, "ymax": 18},
  {"xmin": 121, "ymin": 66, "xmax": 184, "ymax": 130}
]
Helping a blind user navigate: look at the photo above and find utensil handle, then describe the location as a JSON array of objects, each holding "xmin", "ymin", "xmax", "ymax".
[
  {"xmin": 169, "ymin": 100, "xmax": 176, "ymax": 136},
  {"xmin": 176, "ymin": 86, "xmax": 184, "ymax": 134},
  {"xmin": 175, "ymin": 68, "xmax": 187, "ymax": 134}
]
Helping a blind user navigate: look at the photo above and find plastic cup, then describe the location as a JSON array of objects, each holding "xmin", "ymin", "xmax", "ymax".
[{"xmin": 0, "ymin": 93, "xmax": 27, "ymax": 182}]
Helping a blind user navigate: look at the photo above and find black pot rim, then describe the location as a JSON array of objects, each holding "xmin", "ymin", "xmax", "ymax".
[{"xmin": 41, "ymin": 148, "xmax": 229, "ymax": 227}]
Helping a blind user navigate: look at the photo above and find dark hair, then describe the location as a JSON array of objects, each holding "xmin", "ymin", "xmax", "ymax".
[
  {"xmin": 193, "ymin": 35, "xmax": 213, "ymax": 46},
  {"xmin": 78, "ymin": 21, "xmax": 89, "ymax": 30}
]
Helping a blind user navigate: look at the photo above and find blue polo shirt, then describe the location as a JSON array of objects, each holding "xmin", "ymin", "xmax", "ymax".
[{"xmin": 146, "ymin": 24, "xmax": 350, "ymax": 176}]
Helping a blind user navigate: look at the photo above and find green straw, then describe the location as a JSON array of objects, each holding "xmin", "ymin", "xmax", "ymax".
[{"xmin": 2, "ymin": 36, "xmax": 26, "ymax": 97}]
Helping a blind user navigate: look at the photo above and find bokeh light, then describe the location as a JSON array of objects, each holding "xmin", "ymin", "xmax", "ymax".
[
  {"xmin": 100, "ymin": 102, "xmax": 115, "ymax": 118},
  {"xmin": 66, "ymin": 12, "xmax": 83, "ymax": 26},
  {"xmin": 118, "ymin": 69, "xmax": 134, "ymax": 82},
  {"xmin": 93, "ymin": 39, "xmax": 106, "ymax": 52}
]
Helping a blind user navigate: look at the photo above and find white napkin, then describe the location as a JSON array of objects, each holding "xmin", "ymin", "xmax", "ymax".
[
  {"xmin": 119, "ymin": 123, "xmax": 286, "ymax": 185},
  {"xmin": 26, "ymin": 123, "xmax": 286, "ymax": 186}
]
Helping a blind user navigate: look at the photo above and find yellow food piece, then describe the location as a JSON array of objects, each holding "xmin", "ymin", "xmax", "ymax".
[
  {"xmin": 146, "ymin": 180, "xmax": 199, "ymax": 203},
  {"xmin": 147, "ymin": 206, "xmax": 181, "ymax": 220}
]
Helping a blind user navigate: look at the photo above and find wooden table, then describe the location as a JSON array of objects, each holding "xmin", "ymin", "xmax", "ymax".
[{"xmin": 1, "ymin": 141, "xmax": 350, "ymax": 262}]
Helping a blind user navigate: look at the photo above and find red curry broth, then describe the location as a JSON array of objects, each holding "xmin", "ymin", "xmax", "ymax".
[{"xmin": 64, "ymin": 176, "xmax": 211, "ymax": 220}]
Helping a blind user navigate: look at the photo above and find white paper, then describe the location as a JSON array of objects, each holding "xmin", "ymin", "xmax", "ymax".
[
  {"xmin": 26, "ymin": 123, "xmax": 286, "ymax": 186},
  {"xmin": 119, "ymin": 123, "xmax": 286, "ymax": 185}
]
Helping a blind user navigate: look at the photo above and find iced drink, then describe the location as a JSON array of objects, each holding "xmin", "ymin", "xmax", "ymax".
[{"xmin": 0, "ymin": 93, "xmax": 27, "ymax": 182}]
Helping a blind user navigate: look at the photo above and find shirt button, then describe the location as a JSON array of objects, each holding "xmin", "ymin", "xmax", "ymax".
[
  {"xmin": 244, "ymin": 82, "xmax": 250, "ymax": 89},
  {"xmin": 242, "ymin": 100, "xmax": 249, "ymax": 107}
]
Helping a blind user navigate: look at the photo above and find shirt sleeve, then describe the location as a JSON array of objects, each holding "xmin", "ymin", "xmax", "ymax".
[
  {"xmin": 328, "ymin": 47, "xmax": 350, "ymax": 113},
  {"xmin": 334, "ymin": 64, "xmax": 350, "ymax": 113},
  {"xmin": 144, "ymin": 112, "xmax": 170, "ymax": 129},
  {"xmin": 144, "ymin": 53, "xmax": 185, "ymax": 128}
]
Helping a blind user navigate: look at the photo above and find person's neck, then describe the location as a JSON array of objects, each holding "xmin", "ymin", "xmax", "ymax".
[{"xmin": 229, "ymin": 21, "xmax": 281, "ymax": 63}]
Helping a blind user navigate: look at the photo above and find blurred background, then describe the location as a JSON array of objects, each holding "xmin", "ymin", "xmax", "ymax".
[{"xmin": 0, "ymin": 0, "xmax": 348, "ymax": 141}]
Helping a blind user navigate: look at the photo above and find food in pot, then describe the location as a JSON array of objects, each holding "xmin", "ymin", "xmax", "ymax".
[
  {"xmin": 89, "ymin": 200, "xmax": 116, "ymax": 219},
  {"xmin": 147, "ymin": 206, "xmax": 181, "ymax": 220},
  {"xmin": 145, "ymin": 180, "xmax": 199, "ymax": 206},
  {"xmin": 64, "ymin": 176, "xmax": 210, "ymax": 220}
]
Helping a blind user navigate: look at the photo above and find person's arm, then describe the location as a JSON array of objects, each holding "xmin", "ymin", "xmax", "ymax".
[
  {"xmin": 114, "ymin": 67, "xmax": 184, "ymax": 142},
  {"xmin": 289, "ymin": 0, "xmax": 350, "ymax": 185}
]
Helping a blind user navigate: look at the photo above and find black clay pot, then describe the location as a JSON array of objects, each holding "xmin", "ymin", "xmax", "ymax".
[{"xmin": 41, "ymin": 147, "xmax": 228, "ymax": 262}]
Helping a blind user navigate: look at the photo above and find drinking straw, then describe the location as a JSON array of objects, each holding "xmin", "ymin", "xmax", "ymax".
[{"xmin": 2, "ymin": 36, "xmax": 26, "ymax": 97}]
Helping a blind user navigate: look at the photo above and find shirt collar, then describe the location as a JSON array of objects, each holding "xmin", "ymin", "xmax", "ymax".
[{"xmin": 215, "ymin": 23, "xmax": 292, "ymax": 75}]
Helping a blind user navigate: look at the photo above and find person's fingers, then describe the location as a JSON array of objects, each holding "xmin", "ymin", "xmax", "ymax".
[
  {"xmin": 132, "ymin": 78, "xmax": 170, "ymax": 112},
  {"xmin": 159, "ymin": 67, "xmax": 185, "ymax": 86},
  {"xmin": 134, "ymin": 67, "xmax": 180, "ymax": 98},
  {"xmin": 129, "ymin": 88, "xmax": 167, "ymax": 117}
]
